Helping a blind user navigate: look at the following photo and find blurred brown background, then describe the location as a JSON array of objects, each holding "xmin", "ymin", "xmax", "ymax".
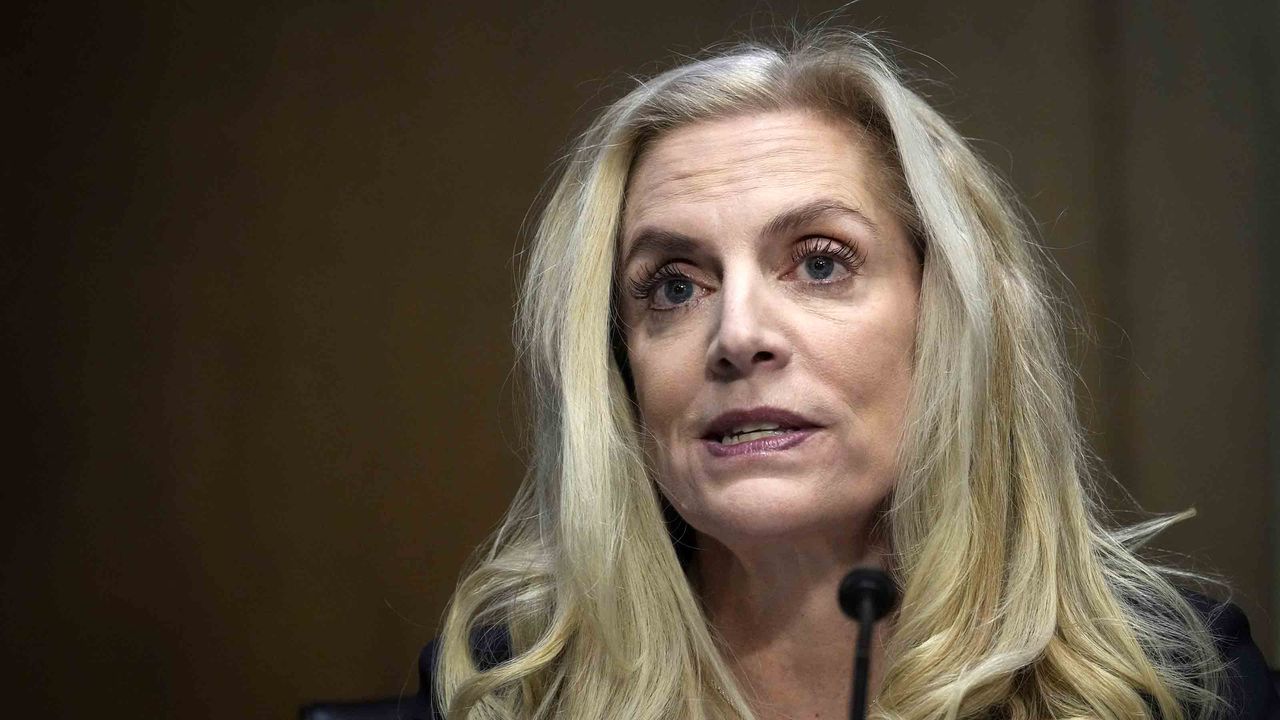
[{"xmin": 5, "ymin": 1, "xmax": 1277, "ymax": 717}]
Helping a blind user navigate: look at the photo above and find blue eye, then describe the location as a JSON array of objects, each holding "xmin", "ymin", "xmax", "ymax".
[
  {"xmin": 791, "ymin": 237, "xmax": 866, "ymax": 283},
  {"xmin": 628, "ymin": 263, "xmax": 703, "ymax": 311},
  {"xmin": 804, "ymin": 255, "xmax": 836, "ymax": 280},
  {"xmin": 661, "ymin": 278, "xmax": 695, "ymax": 305}
]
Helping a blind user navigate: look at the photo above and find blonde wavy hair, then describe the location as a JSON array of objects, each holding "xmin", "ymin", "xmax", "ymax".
[{"xmin": 434, "ymin": 30, "xmax": 1228, "ymax": 720}]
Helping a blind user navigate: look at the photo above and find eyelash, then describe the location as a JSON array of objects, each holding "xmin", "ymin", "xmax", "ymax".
[
  {"xmin": 627, "ymin": 263, "xmax": 688, "ymax": 301},
  {"xmin": 790, "ymin": 237, "xmax": 866, "ymax": 277},
  {"xmin": 626, "ymin": 237, "xmax": 867, "ymax": 305}
]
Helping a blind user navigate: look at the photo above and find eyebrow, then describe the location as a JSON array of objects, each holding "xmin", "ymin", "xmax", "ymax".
[
  {"xmin": 619, "ymin": 228, "xmax": 701, "ymax": 270},
  {"xmin": 761, "ymin": 198, "xmax": 880, "ymax": 240},
  {"xmin": 620, "ymin": 198, "xmax": 879, "ymax": 269}
]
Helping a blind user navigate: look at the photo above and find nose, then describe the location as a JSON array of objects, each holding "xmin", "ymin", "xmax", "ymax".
[{"xmin": 706, "ymin": 275, "xmax": 792, "ymax": 380}]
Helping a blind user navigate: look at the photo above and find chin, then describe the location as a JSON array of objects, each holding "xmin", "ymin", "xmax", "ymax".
[{"xmin": 683, "ymin": 478, "xmax": 865, "ymax": 544}]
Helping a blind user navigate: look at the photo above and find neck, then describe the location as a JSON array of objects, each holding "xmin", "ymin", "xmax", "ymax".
[{"xmin": 694, "ymin": 529, "xmax": 891, "ymax": 720}]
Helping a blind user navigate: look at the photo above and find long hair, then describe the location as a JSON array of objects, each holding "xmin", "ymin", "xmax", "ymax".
[{"xmin": 434, "ymin": 30, "xmax": 1227, "ymax": 720}]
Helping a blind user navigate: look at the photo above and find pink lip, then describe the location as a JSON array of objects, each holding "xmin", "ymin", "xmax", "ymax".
[
  {"xmin": 701, "ymin": 428, "xmax": 818, "ymax": 458},
  {"xmin": 702, "ymin": 406, "xmax": 820, "ymax": 437},
  {"xmin": 699, "ymin": 406, "xmax": 822, "ymax": 458}
]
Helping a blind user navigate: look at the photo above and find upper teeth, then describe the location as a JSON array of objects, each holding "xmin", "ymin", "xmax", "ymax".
[{"xmin": 720, "ymin": 423, "xmax": 788, "ymax": 445}]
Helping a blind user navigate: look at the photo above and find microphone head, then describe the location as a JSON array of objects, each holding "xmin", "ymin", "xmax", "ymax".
[{"xmin": 838, "ymin": 567, "xmax": 898, "ymax": 621}]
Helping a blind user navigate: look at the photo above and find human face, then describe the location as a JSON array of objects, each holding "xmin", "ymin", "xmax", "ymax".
[{"xmin": 617, "ymin": 110, "xmax": 921, "ymax": 550}]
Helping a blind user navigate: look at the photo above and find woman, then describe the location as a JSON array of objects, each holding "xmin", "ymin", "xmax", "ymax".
[{"xmin": 417, "ymin": 31, "xmax": 1276, "ymax": 720}]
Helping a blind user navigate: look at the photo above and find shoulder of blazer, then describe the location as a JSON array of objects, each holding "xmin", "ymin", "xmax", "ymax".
[
  {"xmin": 1181, "ymin": 590, "xmax": 1279, "ymax": 720},
  {"xmin": 413, "ymin": 598, "xmax": 1276, "ymax": 719},
  {"xmin": 416, "ymin": 627, "xmax": 513, "ymax": 720}
]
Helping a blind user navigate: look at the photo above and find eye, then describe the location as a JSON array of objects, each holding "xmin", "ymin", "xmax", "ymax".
[
  {"xmin": 802, "ymin": 255, "xmax": 837, "ymax": 281},
  {"xmin": 789, "ymin": 237, "xmax": 865, "ymax": 283},
  {"xmin": 657, "ymin": 277, "xmax": 696, "ymax": 307},
  {"xmin": 628, "ymin": 263, "xmax": 706, "ymax": 311}
]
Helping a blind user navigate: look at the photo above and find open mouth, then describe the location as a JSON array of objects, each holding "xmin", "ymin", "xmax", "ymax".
[
  {"xmin": 701, "ymin": 407, "xmax": 821, "ymax": 455},
  {"xmin": 716, "ymin": 423, "xmax": 800, "ymax": 446}
]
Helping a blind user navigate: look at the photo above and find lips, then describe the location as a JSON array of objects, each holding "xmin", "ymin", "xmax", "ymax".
[{"xmin": 700, "ymin": 407, "xmax": 822, "ymax": 455}]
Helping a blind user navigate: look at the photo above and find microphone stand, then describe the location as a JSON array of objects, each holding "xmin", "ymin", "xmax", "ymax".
[{"xmin": 838, "ymin": 568, "xmax": 898, "ymax": 720}]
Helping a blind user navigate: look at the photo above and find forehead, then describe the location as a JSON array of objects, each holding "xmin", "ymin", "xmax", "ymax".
[{"xmin": 622, "ymin": 110, "xmax": 885, "ymax": 238}]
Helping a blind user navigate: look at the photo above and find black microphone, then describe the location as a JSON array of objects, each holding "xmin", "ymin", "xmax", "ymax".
[{"xmin": 838, "ymin": 568, "xmax": 898, "ymax": 720}]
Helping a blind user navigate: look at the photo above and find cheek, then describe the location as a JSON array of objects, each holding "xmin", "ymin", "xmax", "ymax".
[
  {"xmin": 859, "ymin": 288, "xmax": 915, "ymax": 366},
  {"xmin": 627, "ymin": 329, "xmax": 704, "ymax": 435},
  {"xmin": 815, "ymin": 300, "xmax": 917, "ymax": 434}
]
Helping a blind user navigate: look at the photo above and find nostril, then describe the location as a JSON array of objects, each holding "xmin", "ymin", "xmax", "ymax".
[{"xmin": 709, "ymin": 347, "xmax": 780, "ymax": 378}]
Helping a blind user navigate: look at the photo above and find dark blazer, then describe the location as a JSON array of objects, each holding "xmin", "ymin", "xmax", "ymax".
[
  {"xmin": 1184, "ymin": 594, "xmax": 1280, "ymax": 719},
  {"xmin": 414, "ymin": 594, "xmax": 1278, "ymax": 719}
]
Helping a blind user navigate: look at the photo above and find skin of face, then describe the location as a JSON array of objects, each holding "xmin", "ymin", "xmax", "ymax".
[{"xmin": 618, "ymin": 109, "xmax": 922, "ymax": 559}]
